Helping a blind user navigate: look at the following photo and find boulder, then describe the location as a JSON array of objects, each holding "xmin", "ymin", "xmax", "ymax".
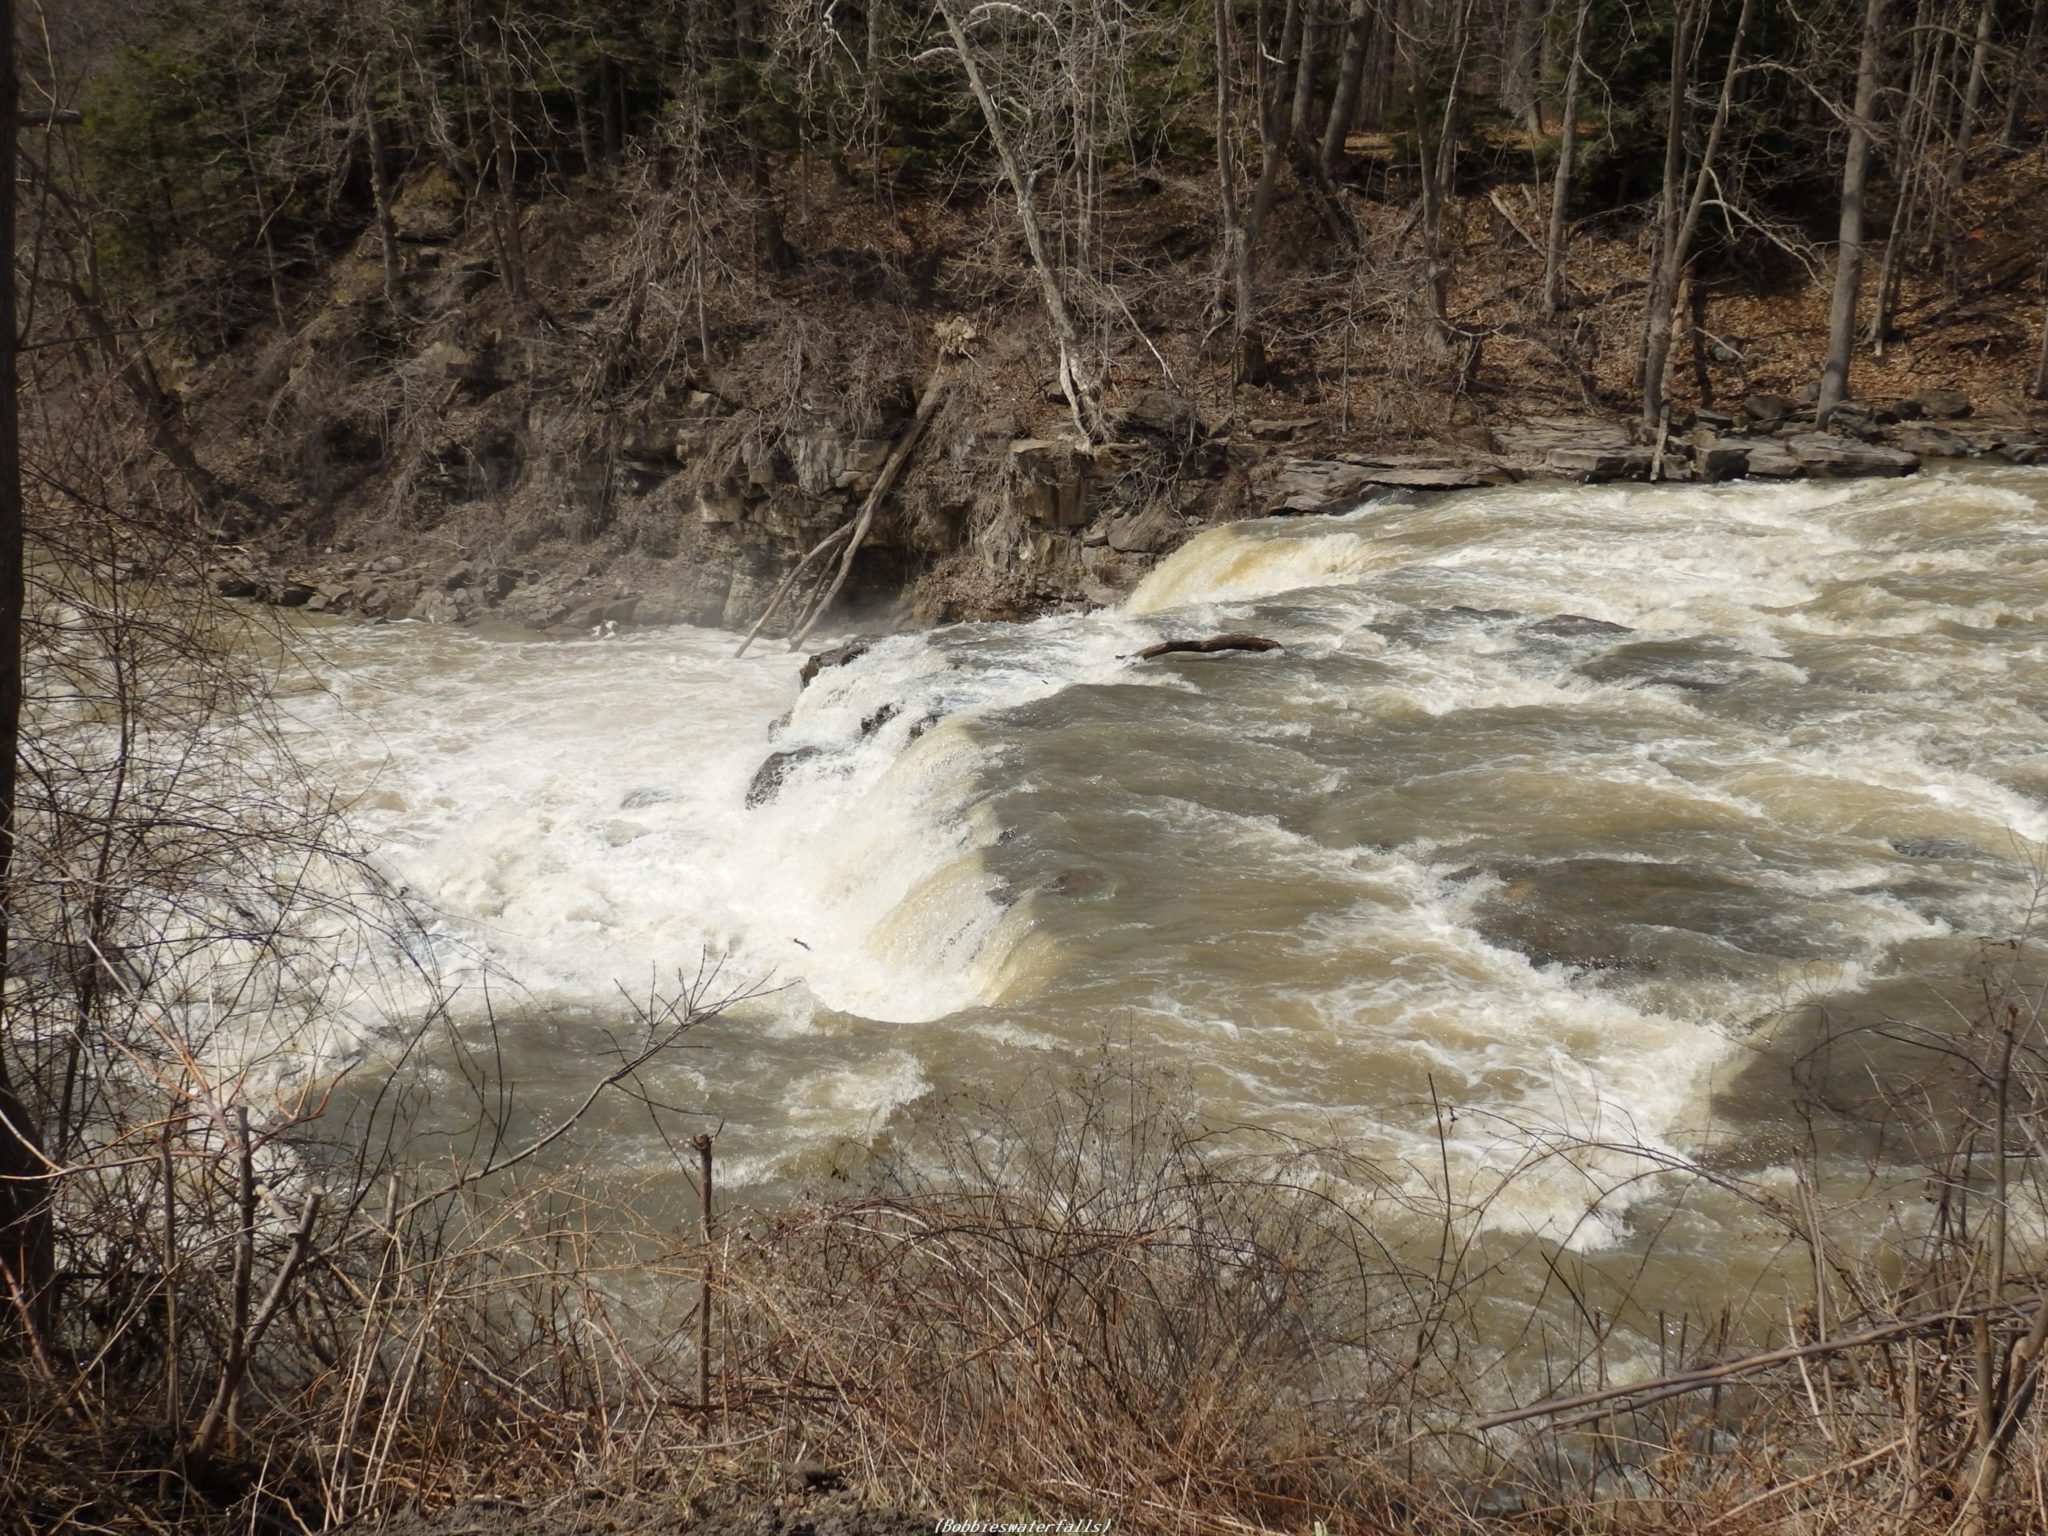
[
  {"xmin": 273, "ymin": 583, "xmax": 317, "ymax": 608},
  {"xmin": 1785, "ymin": 433, "xmax": 1918, "ymax": 478},
  {"xmin": 696, "ymin": 486, "xmax": 747, "ymax": 525},
  {"xmin": 746, "ymin": 746, "xmax": 825, "ymax": 807},
  {"xmin": 1118, "ymin": 388, "xmax": 1201, "ymax": 440},
  {"xmin": 1742, "ymin": 394, "xmax": 1797, "ymax": 427},
  {"xmin": 1106, "ymin": 503, "xmax": 1183, "ymax": 555},
  {"xmin": 1693, "ymin": 437, "xmax": 1750, "ymax": 481},
  {"xmin": 1821, "ymin": 401, "xmax": 1879, "ymax": 437},
  {"xmin": 564, "ymin": 595, "xmax": 640, "ymax": 630},
  {"xmin": 1492, "ymin": 417, "xmax": 1637, "ymax": 478},
  {"xmin": 1249, "ymin": 416, "xmax": 1322, "ymax": 439},
  {"xmin": 1522, "ymin": 614, "xmax": 1634, "ymax": 639},
  {"xmin": 1136, "ymin": 632, "xmax": 1281, "ymax": 659},
  {"xmin": 1908, "ymin": 388, "xmax": 1972, "ymax": 420},
  {"xmin": 412, "ymin": 588, "xmax": 470, "ymax": 625},
  {"xmin": 798, "ymin": 640, "xmax": 871, "ymax": 689},
  {"xmin": 1736, "ymin": 438, "xmax": 1801, "ymax": 478},
  {"xmin": 1009, "ymin": 438, "xmax": 1090, "ymax": 529},
  {"xmin": 1896, "ymin": 425, "xmax": 1974, "ymax": 458}
]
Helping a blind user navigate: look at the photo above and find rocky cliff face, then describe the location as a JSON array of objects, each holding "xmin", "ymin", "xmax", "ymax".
[{"xmin": 174, "ymin": 160, "xmax": 2046, "ymax": 638}]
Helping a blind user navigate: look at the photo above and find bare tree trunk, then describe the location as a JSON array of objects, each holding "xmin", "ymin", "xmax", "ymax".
[
  {"xmin": 1542, "ymin": 0, "xmax": 1590, "ymax": 313},
  {"xmin": 935, "ymin": 0, "xmax": 1101, "ymax": 439},
  {"xmin": 1215, "ymin": 0, "xmax": 1248, "ymax": 320},
  {"xmin": 602, "ymin": 56, "xmax": 625, "ymax": 163},
  {"xmin": 1406, "ymin": 0, "xmax": 1471, "ymax": 348},
  {"xmin": 2001, "ymin": 0, "xmax": 2047, "ymax": 147},
  {"xmin": 67, "ymin": 283, "xmax": 227, "ymax": 513},
  {"xmin": 1950, "ymin": 0, "xmax": 1995, "ymax": 184},
  {"xmin": 785, "ymin": 358, "xmax": 954, "ymax": 650},
  {"xmin": 1237, "ymin": 0, "xmax": 1305, "ymax": 383},
  {"xmin": 2034, "ymin": 261, "xmax": 2048, "ymax": 398},
  {"xmin": 1507, "ymin": 0, "xmax": 1546, "ymax": 134},
  {"xmin": 1321, "ymin": 0, "xmax": 1375, "ymax": 173},
  {"xmin": 1869, "ymin": 0, "xmax": 1938, "ymax": 350},
  {"xmin": 362, "ymin": 76, "xmax": 404, "ymax": 315},
  {"xmin": 486, "ymin": 58, "xmax": 527, "ymax": 306},
  {"xmin": 1639, "ymin": 0, "xmax": 1695, "ymax": 424},
  {"xmin": 0, "ymin": 0, "xmax": 54, "ymax": 1354},
  {"xmin": 1290, "ymin": 3, "xmax": 1320, "ymax": 147},
  {"xmin": 1940, "ymin": 0, "xmax": 1996, "ymax": 295},
  {"xmin": 1641, "ymin": 0, "xmax": 1755, "ymax": 428},
  {"xmin": 866, "ymin": 0, "xmax": 887, "ymax": 190},
  {"xmin": 1817, "ymin": 0, "xmax": 1887, "ymax": 425}
]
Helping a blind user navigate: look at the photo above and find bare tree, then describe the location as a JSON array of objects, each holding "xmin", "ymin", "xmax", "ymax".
[
  {"xmin": 1999, "ymin": 0, "xmax": 2047, "ymax": 147},
  {"xmin": 1542, "ymin": 0, "xmax": 1591, "ymax": 314},
  {"xmin": 1816, "ymin": 0, "xmax": 1888, "ymax": 424},
  {"xmin": 0, "ymin": 0, "xmax": 57, "ymax": 1349},
  {"xmin": 2034, "ymin": 259, "xmax": 2048, "ymax": 398},
  {"xmin": 932, "ymin": 0, "xmax": 1102, "ymax": 439},
  {"xmin": 1320, "ymin": 0, "xmax": 1377, "ymax": 175},
  {"xmin": 1640, "ymin": 0, "xmax": 1759, "ymax": 433}
]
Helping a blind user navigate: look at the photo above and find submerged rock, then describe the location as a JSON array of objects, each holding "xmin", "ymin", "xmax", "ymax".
[
  {"xmin": 1466, "ymin": 857, "xmax": 1796, "ymax": 977},
  {"xmin": 1521, "ymin": 613, "xmax": 1634, "ymax": 639},
  {"xmin": 1888, "ymin": 835, "xmax": 1985, "ymax": 861},
  {"xmin": 1576, "ymin": 638, "xmax": 1768, "ymax": 695},
  {"xmin": 746, "ymin": 745, "xmax": 825, "ymax": 806},
  {"xmin": 798, "ymin": 640, "xmax": 871, "ymax": 689}
]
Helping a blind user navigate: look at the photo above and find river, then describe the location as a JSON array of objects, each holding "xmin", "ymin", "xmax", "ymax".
[{"xmin": 275, "ymin": 466, "xmax": 2048, "ymax": 1274}]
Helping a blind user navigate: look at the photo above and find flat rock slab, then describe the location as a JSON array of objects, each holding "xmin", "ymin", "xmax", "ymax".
[
  {"xmin": 1491, "ymin": 418, "xmax": 1650, "ymax": 482},
  {"xmin": 1544, "ymin": 445, "xmax": 1653, "ymax": 481},
  {"xmin": 1258, "ymin": 457, "xmax": 1489, "ymax": 514},
  {"xmin": 1785, "ymin": 433, "xmax": 1918, "ymax": 477}
]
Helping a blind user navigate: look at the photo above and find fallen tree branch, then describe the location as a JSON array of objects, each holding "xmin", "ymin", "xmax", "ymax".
[
  {"xmin": 1474, "ymin": 1295, "xmax": 2043, "ymax": 1432},
  {"xmin": 732, "ymin": 522, "xmax": 853, "ymax": 659}
]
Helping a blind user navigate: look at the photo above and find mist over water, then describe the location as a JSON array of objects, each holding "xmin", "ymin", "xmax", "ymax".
[{"xmin": 280, "ymin": 467, "xmax": 2048, "ymax": 1249}]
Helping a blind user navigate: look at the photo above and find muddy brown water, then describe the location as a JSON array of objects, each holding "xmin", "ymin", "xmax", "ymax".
[{"xmin": 274, "ymin": 466, "xmax": 2048, "ymax": 1362}]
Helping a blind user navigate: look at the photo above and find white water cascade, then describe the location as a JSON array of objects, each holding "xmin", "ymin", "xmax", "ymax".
[{"xmin": 278, "ymin": 466, "xmax": 2048, "ymax": 1244}]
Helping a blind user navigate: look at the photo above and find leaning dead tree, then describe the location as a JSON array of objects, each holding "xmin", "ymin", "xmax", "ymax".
[{"xmin": 735, "ymin": 318, "xmax": 978, "ymax": 657}]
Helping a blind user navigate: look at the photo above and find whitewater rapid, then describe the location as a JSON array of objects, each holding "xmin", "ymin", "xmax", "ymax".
[{"xmin": 278, "ymin": 466, "xmax": 2048, "ymax": 1242}]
